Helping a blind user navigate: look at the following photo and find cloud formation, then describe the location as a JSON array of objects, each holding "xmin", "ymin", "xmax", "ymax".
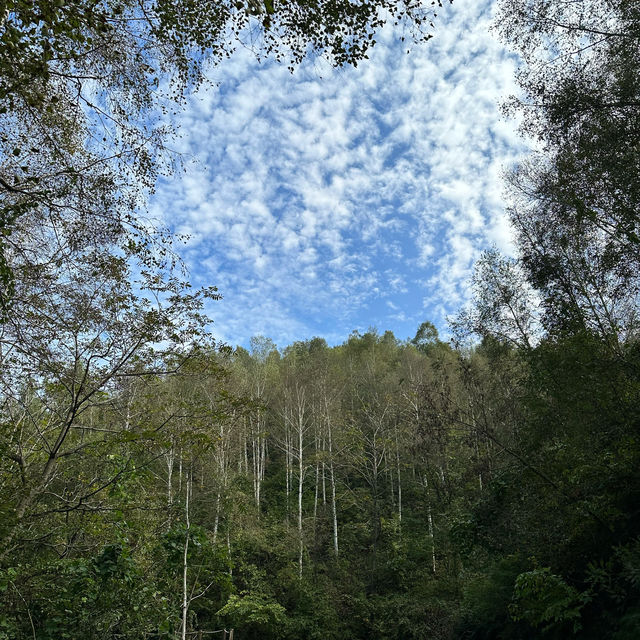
[{"xmin": 150, "ymin": 0, "xmax": 526, "ymax": 347}]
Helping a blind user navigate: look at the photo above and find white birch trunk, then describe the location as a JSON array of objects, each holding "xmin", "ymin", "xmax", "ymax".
[
  {"xmin": 298, "ymin": 402, "xmax": 304, "ymax": 579},
  {"xmin": 321, "ymin": 457, "xmax": 327, "ymax": 506},
  {"xmin": 258, "ymin": 435, "xmax": 265, "ymax": 506},
  {"xmin": 166, "ymin": 441, "xmax": 174, "ymax": 508},
  {"xmin": 313, "ymin": 436, "xmax": 319, "ymax": 536},
  {"xmin": 285, "ymin": 421, "xmax": 290, "ymax": 525},
  {"xmin": 213, "ymin": 489, "xmax": 221, "ymax": 544},
  {"xmin": 181, "ymin": 470, "xmax": 192, "ymax": 640},
  {"xmin": 428, "ymin": 503, "xmax": 436, "ymax": 574},
  {"xmin": 395, "ymin": 427, "xmax": 402, "ymax": 526},
  {"xmin": 424, "ymin": 475, "xmax": 436, "ymax": 574},
  {"xmin": 327, "ymin": 408, "xmax": 339, "ymax": 558}
]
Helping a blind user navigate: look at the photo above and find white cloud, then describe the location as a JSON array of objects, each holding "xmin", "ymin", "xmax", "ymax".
[{"xmin": 149, "ymin": 0, "xmax": 527, "ymax": 347}]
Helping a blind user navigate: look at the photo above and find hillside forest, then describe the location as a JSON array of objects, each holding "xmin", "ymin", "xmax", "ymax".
[{"xmin": 0, "ymin": 0, "xmax": 639, "ymax": 638}]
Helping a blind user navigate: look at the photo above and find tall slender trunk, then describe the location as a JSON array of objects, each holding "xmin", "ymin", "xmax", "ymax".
[
  {"xmin": 298, "ymin": 405, "xmax": 304, "ymax": 579},
  {"xmin": 313, "ymin": 436, "xmax": 319, "ymax": 538},
  {"xmin": 181, "ymin": 470, "xmax": 192, "ymax": 640},
  {"xmin": 321, "ymin": 457, "xmax": 327, "ymax": 506},
  {"xmin": 424, "ymin": 475, "xmax": 436, "ymax": 574},
  {"xmin": 475, "ymin": 432, "xmax": 483, "ymax": 491},
  {"xmin": 213, "ymin": 490, "xmax": 221, "ymax": 544},
  {"xmin": 243, "ymin": 416, "xmax": 249, "ymax": 475},
  {"xmin": 258, "ymin": 435, "xmax": 266, "ymax": 506},
  {"xmin": 252, "ymin": 422, "xmax": 257, "ymax": 498},
  {"xmin": 326, "ymin": 406, "xmax": 339, "ymax": 558},
  {"xmin": 371, "ymin": 451, "xmax": 380, "ymax": 569},
  {"xmin": 428, "ymin": 503, "xmax": 436, "ymax": 574},
  {"xmin": 167, "ymin": 441, "xmax": 174, "ymax": 508},
  {"xmin": 285, "ymin": 416, "xmax": 291, "ymax": 525},
  {"xmin": 252, "ymin": 419, "xmax": 265, "ymax": 510},
  {"xmin": 389, "ymin": 456, "xmax": 396, "ymax": 510},
  {"xmin": 395, "ymin": 426, "xmax": 402, "ymax": 527}
]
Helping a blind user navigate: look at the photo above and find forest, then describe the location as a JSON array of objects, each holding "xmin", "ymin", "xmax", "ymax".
[{"xmin": 0, "ymin": 0, "xmax": 639, "ymax": 638}]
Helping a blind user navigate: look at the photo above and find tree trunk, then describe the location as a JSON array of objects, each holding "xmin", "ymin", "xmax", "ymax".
[
  {"xmin": 298, "ymin": 406, "xmax": 304, "ymax": 579},
  {"xmin": 313, "ymin": 436, "xmax": 319, "ymax": 539},
  {"xmin": 395, "ymin": 426, "xmax": 402, "ymax": 527},
  {"xmin": 167, "ymin": 441, "xmax": 175, "ymax": 508},
  {"xmin": 181, "ymin": 470, "xmax": 192, "ymax": 640},
  {"xmin": 213, "ymin": 489, "xmax": 221, "ymax": 544},
  {"xmin": 327, "ymin": 407, "xmax": 339, "ymax": 558},
  {"xmin": 285, "ymin": 416, "xmax": 291, "ymax": 525},
  {"xmin": 424, "ymin": 475, "xmax": 436, "ymax": 574}
]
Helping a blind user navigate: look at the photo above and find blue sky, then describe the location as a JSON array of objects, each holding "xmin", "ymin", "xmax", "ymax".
[{"xmin": 149, "ymin": 0, "xmax": 526, "ymax": 348}]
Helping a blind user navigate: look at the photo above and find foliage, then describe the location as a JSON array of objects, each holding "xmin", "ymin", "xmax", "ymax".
[
  {"xmin": 217, "ymin": 592, "xmax": 286, "ymax": 638},
  {"xmin": 498, "ymin": 0, "xmax": 640, "ymax": 343},
  {"xmin": 0, "ymin": 0, "xmax": 450, "ymax": 305},
  {"xmin": 0, "ymin": 0, "xmax": 638, "ymax": 638},
  {"xmin": 509, "ymin": 567, "xmax": 589, "ymax": 634}
]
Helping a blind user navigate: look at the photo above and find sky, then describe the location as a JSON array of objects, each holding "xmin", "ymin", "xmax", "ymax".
[{"xmin": 149, "ymin": 0, "xmax": 527, "ymax": 349}]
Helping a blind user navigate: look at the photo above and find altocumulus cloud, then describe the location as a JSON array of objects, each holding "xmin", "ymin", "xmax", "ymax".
[{"xmin": 149, "ymin": 0, "xmax": 526, "ymax": 348}]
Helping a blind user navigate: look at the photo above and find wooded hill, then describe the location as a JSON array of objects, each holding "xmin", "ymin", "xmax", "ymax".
[
  {"xmin": 0, "ymin": 0, "xmax": 639, "ymax": 638},
  {"xmin": 1, "ymin": 324, "xmax": 639, "ymax": 638}
]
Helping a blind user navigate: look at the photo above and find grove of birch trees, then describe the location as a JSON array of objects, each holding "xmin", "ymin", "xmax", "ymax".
[{"xmin": 1, "ymin": 0, "xmax": 639, "ymax": 638}]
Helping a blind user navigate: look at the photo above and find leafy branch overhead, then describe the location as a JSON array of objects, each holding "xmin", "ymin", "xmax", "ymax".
[{"xmin": 0, "ymin": 0, "xmax": 449, "ymax": 307}]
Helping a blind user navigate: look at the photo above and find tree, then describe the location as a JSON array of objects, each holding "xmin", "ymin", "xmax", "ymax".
[
  {"xmin": 496, "ymin": 0, "xmax": 640, "ymax": 344},
  {"xmin": 451, "ymin": 248, "xmax": 539, "ymax": 349},
  {"xmin": 507, "ymin": 160, "xmax": 640, "ymax": 346},
  {"xmin": 0, "ymin": 0, "xmax": 451, "ymax": 300},
  {"xmin": 411, "ymin": 321, "xmax": 440, "ymax": 353},
  {"xmin": 447, "ymin": 5, "xmax": 640, "ymax": 633},
  {"xmin": 0, "ymin": 232, "xmax": 219, "ymax": 554}
]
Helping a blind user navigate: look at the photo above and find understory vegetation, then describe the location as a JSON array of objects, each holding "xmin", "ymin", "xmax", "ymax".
[{"xmin": 0, "ymin": 0, "xmax": 638, "ymax": 638}]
